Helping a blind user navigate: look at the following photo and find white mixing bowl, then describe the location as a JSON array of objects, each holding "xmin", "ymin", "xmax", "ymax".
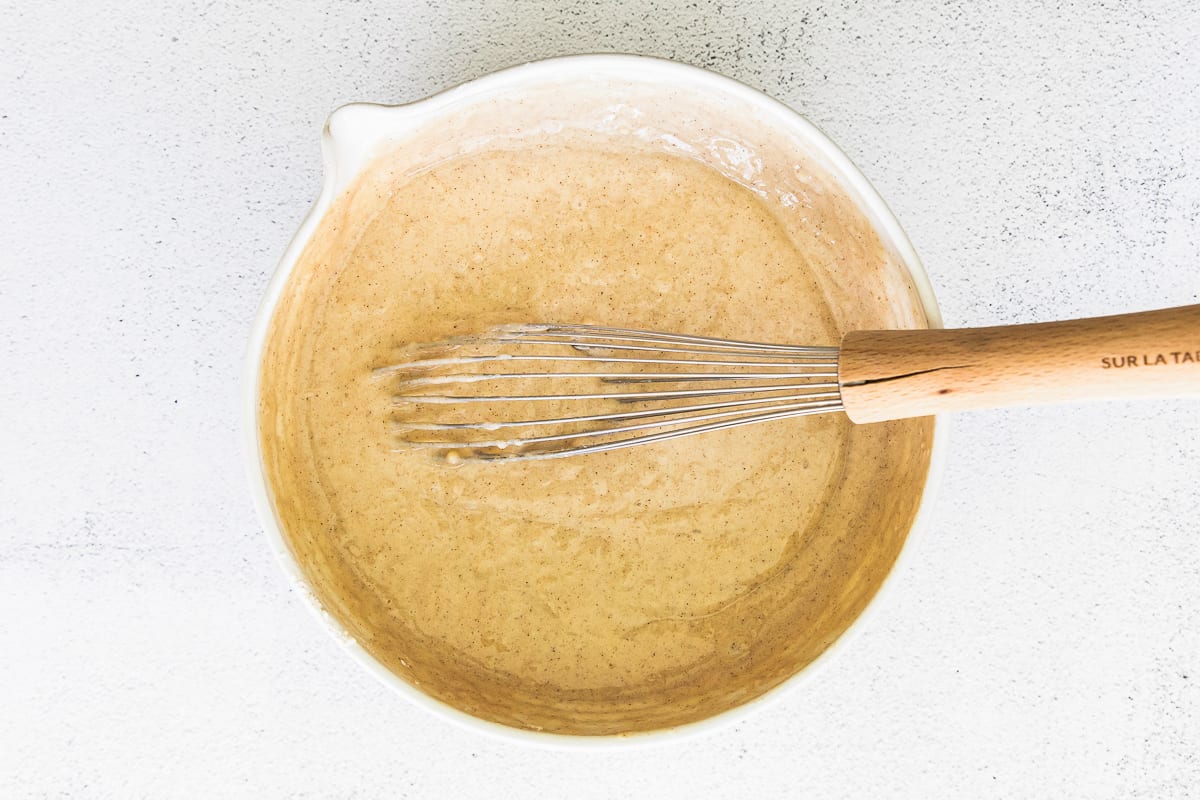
[{"xmin": 243, "ymin": 54, "xmax": 947, "ymax": 748}]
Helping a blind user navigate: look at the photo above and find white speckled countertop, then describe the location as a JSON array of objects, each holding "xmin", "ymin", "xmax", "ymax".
[{"xmin": 2, "ymin": 1, "xmax": 1198, "ymax": 797}]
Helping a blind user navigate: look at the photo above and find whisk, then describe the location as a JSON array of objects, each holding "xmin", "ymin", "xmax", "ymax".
[{"xmin": 381, "ymin": 304, "xmax": 1200, "ymax": 461}]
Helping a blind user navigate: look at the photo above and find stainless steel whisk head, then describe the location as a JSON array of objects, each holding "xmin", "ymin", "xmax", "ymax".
[{"xmin": 380, "ymin": 324, "xmax": 843, "ymax": 462}]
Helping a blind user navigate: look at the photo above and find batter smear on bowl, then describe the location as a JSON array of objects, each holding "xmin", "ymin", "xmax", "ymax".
[{"xmin": 258, "ymin": 135, "xmax": 934, "ymax": 735}]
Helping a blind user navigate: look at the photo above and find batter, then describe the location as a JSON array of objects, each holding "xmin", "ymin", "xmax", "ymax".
[{"xmin": 259, "ymin": 140, "xmax": 933, "ymax": 734}]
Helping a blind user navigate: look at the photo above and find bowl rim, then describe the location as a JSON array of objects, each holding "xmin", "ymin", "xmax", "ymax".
[{"xmin": 241, "ymin": 52, "xmax": 947, "ymax": 750}]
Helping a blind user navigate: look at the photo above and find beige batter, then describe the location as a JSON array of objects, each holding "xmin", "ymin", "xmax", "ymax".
[{"xmin": 259, "ymin": 140, "xmax": 934, "ymax": 734}]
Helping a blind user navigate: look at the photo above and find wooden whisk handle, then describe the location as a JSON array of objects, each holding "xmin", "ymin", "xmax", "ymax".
[{"xmin": 837, "ymin": 304, "xmax": 1200, "ymax": 423}]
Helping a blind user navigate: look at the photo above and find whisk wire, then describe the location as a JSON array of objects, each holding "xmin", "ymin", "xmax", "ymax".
[
  {"xmin": 487, "ymin": 323, "xmax": 836, "ymax": 353},
  {"xmin": 383, "ymin": 324, "xmax": 844, "ymax": 461}
]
